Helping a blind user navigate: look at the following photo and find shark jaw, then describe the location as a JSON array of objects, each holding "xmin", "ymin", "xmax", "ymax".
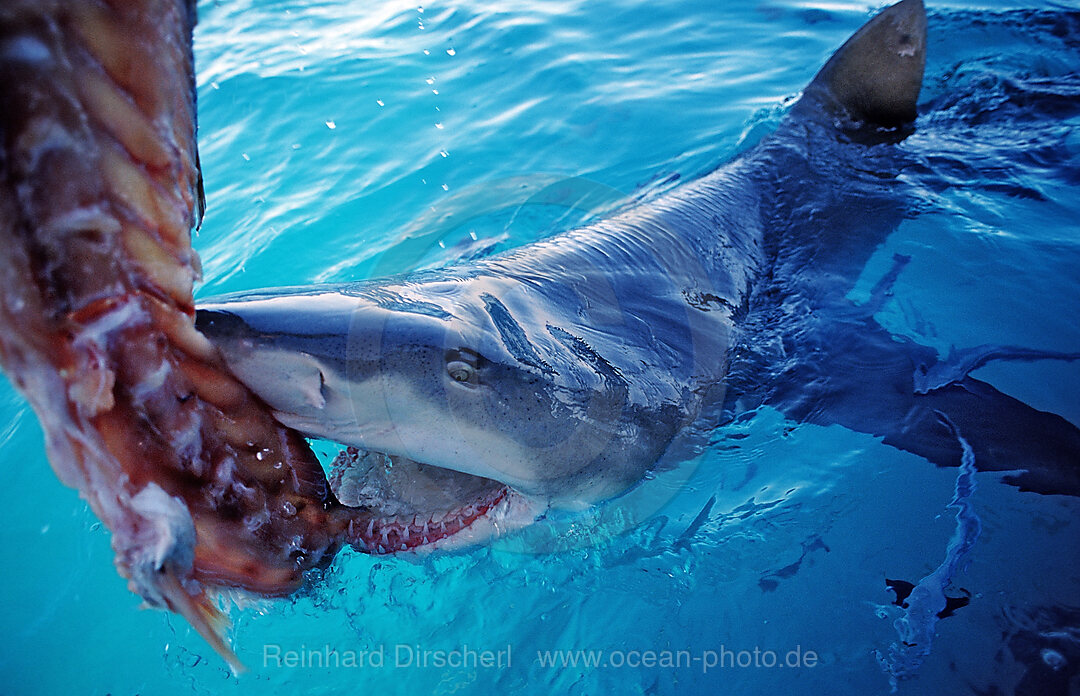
[{"xmin": 328, "ymin": 447, "xmax": 541, "ymax": 554}]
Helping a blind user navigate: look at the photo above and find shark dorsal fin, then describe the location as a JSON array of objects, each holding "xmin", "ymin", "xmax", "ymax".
[{"xmin": 803, "ymin": 0, "xmax": 927, "ymax": 127}]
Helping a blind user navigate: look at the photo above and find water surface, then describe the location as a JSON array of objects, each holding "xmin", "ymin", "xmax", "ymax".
[{"xmin": 1, "ymin": 1, "xmax": 1078, "ymax": 694}]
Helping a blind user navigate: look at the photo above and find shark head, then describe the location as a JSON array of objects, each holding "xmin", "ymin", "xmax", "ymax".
[{"xmin": 196, "ymin": 272, "xmax": 682, "ymax": 549}]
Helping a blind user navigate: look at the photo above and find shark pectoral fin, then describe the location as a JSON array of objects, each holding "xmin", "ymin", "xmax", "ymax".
[
  {"xmin": 801, "ymin": 0, "xmax": 927, "ymax": 127},
  {"xmin": 891, "ymin": 378, "xmax": 1080, "ymax": 497},
  {"xmin": 813, "ymin": 375, "xmax": 1080, "ymax": 496},
  {"xmin": 770, "ymin": 321, "xmax": 1080, "ymax": 496},
  {"xmin": 914, "ymin": 344, "xmax": 1080, "ymax": 394}
]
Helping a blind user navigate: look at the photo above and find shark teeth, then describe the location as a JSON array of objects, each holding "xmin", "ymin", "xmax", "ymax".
[{"xmin": 347, "ymin": 486, "xmax": 508, "ymax": 554}]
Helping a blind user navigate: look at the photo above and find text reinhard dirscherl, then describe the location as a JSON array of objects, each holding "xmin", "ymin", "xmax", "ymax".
[
  {"xmin": 262, "ymin": 644, "xmax": 820, "ymax": 673},
  {"xmin": 263, "ymin": 644, "xmax": 511, "ymax": 670}
]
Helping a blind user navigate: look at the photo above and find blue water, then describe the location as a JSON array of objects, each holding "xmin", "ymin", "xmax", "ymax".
[{"xmin": 2, "ymin": 0, "xmax": 1079, "ymax": 694}]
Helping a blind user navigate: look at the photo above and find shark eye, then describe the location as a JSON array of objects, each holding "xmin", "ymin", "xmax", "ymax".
[
  {"xmin": 445, "ymin": 349, "xmax": 481, "ymax": 386},
  {"xmin": 446, "ymin": 360, "xmax": 475, "ymax": 384}
]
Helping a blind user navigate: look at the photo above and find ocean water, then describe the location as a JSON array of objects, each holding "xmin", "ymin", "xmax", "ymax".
[{"xmin": 1, "ymin": 0, "xmax": 1079, "ymax": 694}]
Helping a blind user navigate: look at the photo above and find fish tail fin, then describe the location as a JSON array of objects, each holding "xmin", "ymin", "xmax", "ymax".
[
  {"xmin": 158, "ymin": 571, "xmax": 246, "ymax": 674},
  {"xmin": 801, "ymin": 0, "xmax": 927, "ymax": 127}
]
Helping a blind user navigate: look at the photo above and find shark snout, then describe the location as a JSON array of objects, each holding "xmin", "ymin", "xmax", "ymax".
[
  {"xmin": 195, "ymin": 306, "xmax": 337, "ymax": 417},
  {"xmin": 194, "ymin": 288, "xmax": 477, "ymax": 449}
]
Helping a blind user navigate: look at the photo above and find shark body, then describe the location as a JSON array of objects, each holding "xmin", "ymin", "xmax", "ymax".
[
  {"xmin": 200, "ymin": 0, "xmax": 1080, "ymax": 536},
  {"xmin": 201, "ymin": 0, "xmax": 1079, "ymax": 537}
]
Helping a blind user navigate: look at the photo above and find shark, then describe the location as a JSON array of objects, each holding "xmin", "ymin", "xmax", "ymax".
[{"xmin": 196, "ymin": 0, "xmax": 1080, "ymax": 554}]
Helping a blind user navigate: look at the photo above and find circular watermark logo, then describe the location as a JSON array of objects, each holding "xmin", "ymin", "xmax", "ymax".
[{"xmin": 335, "ymin": 172, "xmax": 727, "ymax": 554}]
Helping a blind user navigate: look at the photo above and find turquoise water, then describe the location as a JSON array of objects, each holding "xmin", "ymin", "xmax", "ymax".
[{"xmin": 2, "ymin": 1, "xmax": 1079, "ymax": 694}]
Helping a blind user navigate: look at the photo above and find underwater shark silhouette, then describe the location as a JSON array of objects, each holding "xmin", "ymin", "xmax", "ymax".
[{"xmin": 196, "ymin": 0, "xmax": 1080, "ymax": 549}]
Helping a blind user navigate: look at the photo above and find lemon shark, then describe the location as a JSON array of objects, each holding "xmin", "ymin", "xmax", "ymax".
[{"xmin": 196, "ymin": 0, "xmax": 1080, "ymax": 553}]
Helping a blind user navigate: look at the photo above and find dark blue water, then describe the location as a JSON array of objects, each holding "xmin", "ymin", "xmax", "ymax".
[{"xmin": 1, "ymin": 1, "xmax": 1078, "ymax": 694}]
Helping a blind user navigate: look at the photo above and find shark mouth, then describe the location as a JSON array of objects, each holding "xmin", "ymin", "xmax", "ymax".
[{"xmin": 329, "ymin": 448, "xmax": 520, "ymax": 553}]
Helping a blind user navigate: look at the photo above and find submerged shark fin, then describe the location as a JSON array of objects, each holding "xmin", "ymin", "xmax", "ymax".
[
  {"xmin": 766, "ymin": 319, "xmax": 1080, "ymax": 497},
  {"xmin": 801, "ymin": 0, "xmax": 927, "ymax": 127},
  {"xmin": 889, "ymin": 377, "xmax": 1080, "ymax": 497}
]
